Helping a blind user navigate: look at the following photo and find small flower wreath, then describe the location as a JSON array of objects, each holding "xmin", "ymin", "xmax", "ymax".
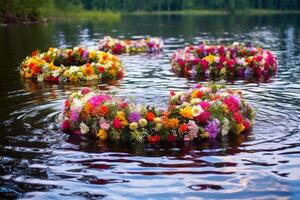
[
  {"xmin": 98, "ymin": 36, "xmax": 164, "ymax": 54},
  {"xmin": 60, "ymin": 84, "xmax": 255, "ymax": 144},
  {"xmin": 171, "ymin": 42, "xmax": 277, "ymax": 82},
  {"xmin": 20, "ymin": 47, "xmax": 124, "ymax": 83}
]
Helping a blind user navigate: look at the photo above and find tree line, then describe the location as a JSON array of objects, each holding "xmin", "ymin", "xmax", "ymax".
[{"xmin": 1, "ymin": 0, "xmax": 300, "ymax": 22}]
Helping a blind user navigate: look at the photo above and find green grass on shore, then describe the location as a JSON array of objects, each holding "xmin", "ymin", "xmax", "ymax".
[
  {"xmin": 125, "ymin": 9, "xmax": 300, "ymax": 16},
  {"xmin": 50, "ymin": 9, "xmax": 121, "ymax": 22}
]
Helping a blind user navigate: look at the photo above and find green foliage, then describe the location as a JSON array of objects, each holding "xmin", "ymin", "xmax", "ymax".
[{"xmin": 1, "ymin": 0, "xmax": 300, "ymax": 22}]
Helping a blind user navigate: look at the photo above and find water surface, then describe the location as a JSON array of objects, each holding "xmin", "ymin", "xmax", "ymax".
[{"xmin": 0, "ymin": 14, "xmax": 300, "ymax": 199}]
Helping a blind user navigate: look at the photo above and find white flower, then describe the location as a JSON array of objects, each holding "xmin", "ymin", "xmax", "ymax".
[
  {"xmin": 69, "ymin": 66, "xmax": 79, "ymax": 73},
  {"xmin": 52, "ymin": 69, "xmax": 61, "ymax": 78},
  {"xmin": 221, "ymin": 118, "xmax": 230, "ymax": 136},
  {"xmin": 191, "ymin": 105, "xmax": 203, "ymax": 117},
  {"xmin": 80, "ymin": 122, "xmax": 89, "ymax": 134},
  {"xmin": 191, "ymin": 98, "xmax": 201, "ymax": 105},
  {"xmin": 214, "ymin": 57, "xmax": 220, "ymax": 63},
  {"xmin": 37, "ymin": 74, "xmax": 44, "ymax": 82}
]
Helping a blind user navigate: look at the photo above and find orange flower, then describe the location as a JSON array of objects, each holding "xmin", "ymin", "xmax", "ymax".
[
  {"xmin": 146, "ymin": 111, "xmax": 155, "ymax": 121},
  {"xmin": 83, "ymin": 64, "xmax": 94, "ymax": 76},
  {"xmin": 98, "ymin": 105, "xmax": 108, "ymax": 116}
]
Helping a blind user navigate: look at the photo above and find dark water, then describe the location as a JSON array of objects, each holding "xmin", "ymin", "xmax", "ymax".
[{"xmin": 1, "ymin": 14, "xmax": 300, "ymax": 199}]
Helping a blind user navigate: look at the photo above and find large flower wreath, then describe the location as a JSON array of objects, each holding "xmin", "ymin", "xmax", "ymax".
[
  {"xmin": 171, "ymin": 42, "xmax": 277, "ymax": 82},
  {"xmin": 20, "ymin": 47, "xmax": 124, "ymax": 83},
  {"xmin": 60, "ymin": 84, "xmax": 255, "ymax": 144},
  {"xmin": 98, "ymin": 36, "xmax": 164, "ymax": 54}
]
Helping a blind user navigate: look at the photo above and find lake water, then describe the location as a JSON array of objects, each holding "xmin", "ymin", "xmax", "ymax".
[{"xmin": 0, "ymin": 14, "xmax": 300, "ymax": 199}]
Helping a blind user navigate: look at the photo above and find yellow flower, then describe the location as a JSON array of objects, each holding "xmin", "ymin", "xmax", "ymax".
[
  {"xmin": 165, "ymin": 118, "xmax": 179, "ymax": 128},
  {"xmin": 97, "ymin": 129, "xmax": 108, "ymax": 140},
  {"xmin": 222, "ymin": 104, "xmax": 229, "ymax": 113},
  {"xmin": 191, "ymin": 90, "xmax": 201, "ymax": 98},
  {"xmin": 155, "ymin": 123, "xmax": 163, "ymax": 132},
  {"xmin": 138, "ymin": 118, "xmax": 148, "ymax": 127},
  {"xmin": 49, "ymin": 62, "xmax": 58, "ymax": 71},
  {"xmin": 153, "ymin": 117, "xmax": 161, "ymax": 123},
  {"xmin": 108, "ymin": 68, "xmax": 116, "ymax": 76},
  {"xmin": 180, "ymin": 106, "xmax": 193, "ymax": 119},
  {"xmin": 116, "ymin": 111, "xmax": 126, "ymax": 120},
  {"xmin": 89, "ymin": 50, "xmax": 96, "ymax": 59},
  {"xmin": 69, "ymin": 75, "xmax": 78, "ymax": 82},
  {"xmin": 129, "ymin": 122, "xmax": 138, "ymax": 130},
  {"xmin": 220, "ymin": 67, "xmax": 227, "ymax": 76},
  {"xmin": 204, "ymin": 54, "xmax": 215, "ymax": 64},
  {"xmin": 235, "ymin": 123, "xmax": 245, "ymax": 134},
  {"xmin": 116, "ymin": 111, "xmax": 128, "ymax": 126}
]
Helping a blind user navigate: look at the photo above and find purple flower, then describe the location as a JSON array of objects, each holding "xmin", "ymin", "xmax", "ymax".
[
  {"xmin": 82, "ymin": 50, "xmax": 89, "ymax": 61},
  {"xmin": 244, "ymin": 68, "xmax": 253, "ymax": 79},
  {"xmin": 128, "ymin": 112, "xmax": 141, "ymax": 122},
  {"xmin": 204, "ymin": 120, "xmax": 220, "ymax": 139}
]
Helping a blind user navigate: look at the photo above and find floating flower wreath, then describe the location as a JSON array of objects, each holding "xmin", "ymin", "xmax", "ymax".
[
  {"xmin": 98, "ymin": 36, "xmax": 164, "ymax": 54},
  {"xmin": 60, "ymin": 84, "xmax": 255, "ymax": 144},
  {"xmin": 20, "ymin": 47, "xmax": 124, "ymax": 83},
  {"xmin": 171, "ymin": 42, "xmax": 277, "ymax": 82}
]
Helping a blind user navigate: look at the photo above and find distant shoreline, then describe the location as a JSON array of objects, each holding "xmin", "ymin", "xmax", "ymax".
[
  {"xmin": 126, "ymin": 9, "xmax": 300, "ymax": 15},
  {"xmin": 1, "ymin": 9, "xmax": 300, "ymax": 24}
]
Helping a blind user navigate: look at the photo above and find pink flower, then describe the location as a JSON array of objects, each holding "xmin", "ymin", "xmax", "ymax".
[
  {"xmin": 99, "ymin": 117, "xmax": 110, "ymax": 130},
  {"xmin": 70, "ymin": 111, "xmax": 79, "ymax": 122},
  {"xmin": 81, "ymin": 87, "xmax": 91, "ymax": 95},
  {"xmin": 88, "ymin": 94, "xmax": 110, "ymax": 108},
  {"xmin": 199, "ymin": 101, "xmax": 210, "ymax": 110}
]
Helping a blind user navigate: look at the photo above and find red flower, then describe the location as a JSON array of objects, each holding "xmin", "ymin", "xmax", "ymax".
[
  {"xmin": 179, "ymin": 123, "xmax": 188, "ymax": 133},
  {"xmin": 117, "ymin": 70, "xmax": 124, "ymax": 79},
  {"xmin": 147, "ymin": 135, "xmax": 161, "ymax": 144},
  {"xmin": 201, "ymin": 59, "xmax": 208, "ymax": 72},
  {"xmin": 177, "ymin": 59, "xmax": 185, "ymax": 68},
  {"xmin": 98, "ymin": 66, "xmax": 105, "ymax": 73},
  {"xmin": 64, "ymin": 100, "xmax": 70, "ymax": 108},
  {"xmin": 113, "ymin": 118, "xmax": 122, "ymax": 129},
  {"xmin": 146, "ymin": 112, "xmax": 155, "ymax": 121},
  {"xmin": 170, "ymin": 90, "xmax": 175, "ymax": 96},
  {"xmin": 61, "ymin": 120, "xmax": 70, "ymax": 131},
  {"xmin": 196, "ymin": 110, "xmax": 211, "ymax": 124},
  {"xmin": 233, "ymin": 112, "xmax": 243, "ymax": 124},
  {"xmin": 243, "ymin": 119, "xmax": 250, "ymax": 130},
  {"xmin": 167, "ymin": 134, "xmax": 176, "ymax": 142},
  {"xmin": 31, "ymin": 50, "xmax": 38, "ymax": 57}
]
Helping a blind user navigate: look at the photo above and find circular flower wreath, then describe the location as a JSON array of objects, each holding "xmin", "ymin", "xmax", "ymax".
[
  {"xmin": 20, "ymin": 47, "xmax": 124, "ymax": 83},
  {"xmin": 60, "ymin": 84, "xmax": 255, "ymax": 144},
  {"xmin": 171, "ymin": 42, "xmax": 277, "ymax": 82},
  {"xmin": 98, "ymin": 36, "xmax": 164, "ymax": 54}
]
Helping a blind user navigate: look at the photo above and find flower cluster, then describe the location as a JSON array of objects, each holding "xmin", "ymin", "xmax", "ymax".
[
  {"xmin": 60, "ymin": 84, "xmax": 255, "ymax": 144},
  {"xmin": 20, "ymin": 47, "xmax": 124, "ymax": 83},
  {"xmin": 171, "ymin": 42, "xmax": 277, "ymax": 82},
  {"xmin": 98, "ymin": 36, "xmax": 164, "ymax": 54}
]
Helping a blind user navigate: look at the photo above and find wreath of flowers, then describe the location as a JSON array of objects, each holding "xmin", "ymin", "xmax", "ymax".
[
  {"xmin": 20, "ymin": 47, "xmax": 124, "ymax": 83},
  {"xmin": 98, "ymin": 36, "xmax": 164, "ymax": 54},
  {"xmin": 60, "ymin": 84, "xmax": 255, "ymax": 144},
  {"xmin": 171, "ymin": 42, "xmax": 277, "ymax": 82}
]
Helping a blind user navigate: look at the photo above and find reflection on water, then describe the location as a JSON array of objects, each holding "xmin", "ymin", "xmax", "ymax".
[{"xmin": 0, "ymin": 14, "xmax": 300, "ymax": 199}]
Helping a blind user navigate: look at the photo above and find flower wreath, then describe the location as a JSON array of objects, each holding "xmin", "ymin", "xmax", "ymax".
[
  {"xmin": 60, "ymin": 84, "xmax": 255, "ymax": 144},
  {"xmin": 171, "ymin": 42, "xmax": 277, "ymax": 82},
  {"xmin": 98, "ymin": 36, "xmax": 164, "ymax": 54},
  {"xmin": 20, "ymin": 47, "xmax": 124, "ymax": 83}
]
